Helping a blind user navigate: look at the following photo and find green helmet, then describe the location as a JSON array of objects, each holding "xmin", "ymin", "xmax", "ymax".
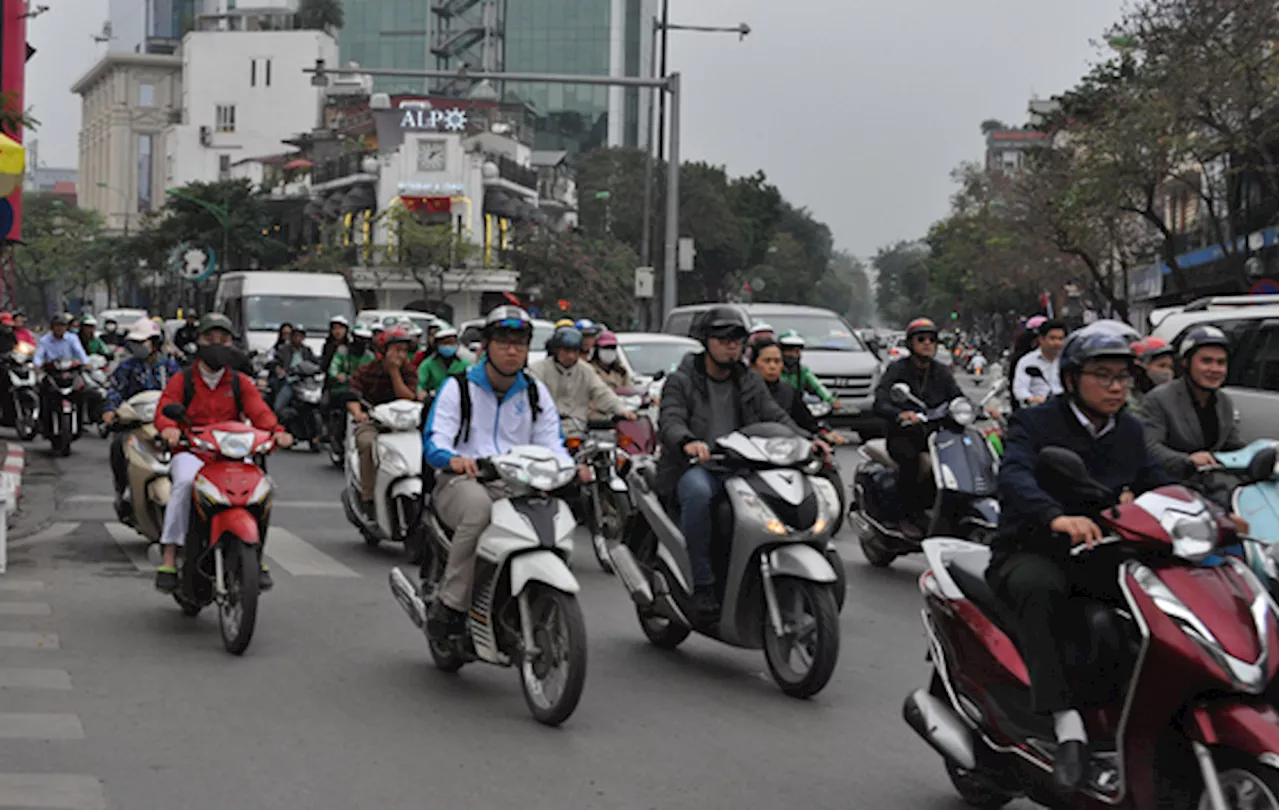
[{"xmin": 79, "ymin": 314, "xmax": 98, "ymax": 327}]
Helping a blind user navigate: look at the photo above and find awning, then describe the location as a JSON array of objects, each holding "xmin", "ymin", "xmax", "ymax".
[{"xmin": 341, "ymin": 184, "xmax": 376, "ymax": 213}]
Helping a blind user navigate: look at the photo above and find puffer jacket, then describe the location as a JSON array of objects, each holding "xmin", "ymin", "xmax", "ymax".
[
  {"xmin": 592, "ymin": 361, "xmax": 631, "ymax": 391},
  {"xmin": 529, "ymin": 356, "xmax": 623, "ymax": 436}
]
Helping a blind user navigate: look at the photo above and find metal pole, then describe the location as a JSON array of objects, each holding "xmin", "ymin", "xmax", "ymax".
[
  {"xmin": 638, "ymin": 18, "xmax": 659, "ymax": 329},
  {"xmin": 662, "ymin": 72, "xmax": 680, "ymax": 319},
  {"xmin": 310, "ymin": 64, "xmax": 669, "ymax": 88},
  {"xmin": 656, "ymin": 0, "xmax": 670, "ymax": 164}
]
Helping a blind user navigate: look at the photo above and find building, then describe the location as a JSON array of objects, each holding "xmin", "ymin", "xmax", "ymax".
[
  {"xmin": 71, "ymin": 51, "xmax": 183, "ymax": 233},
  {"xmin": 105, "ymin": 0, "xmax": 200, "ymax": 54},
  {"xmin": 163, "ymin": 23, "xmax": 339, "ymax": 189},
  {"xmin": 337, "ymin": 0, "xmax": 655, "ymax": 153},
  {"xmin": 23, "ymin": 158, "xmax": 77, "ymax": 193},
  {"xmin": 984, "ymin": 128, "xmax": 1046, "ymax": 175}
]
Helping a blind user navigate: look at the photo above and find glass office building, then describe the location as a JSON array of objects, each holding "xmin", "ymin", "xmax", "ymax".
[{"xmin": 341, "ymin": 0, "xmax": 434, "ymax": 96}]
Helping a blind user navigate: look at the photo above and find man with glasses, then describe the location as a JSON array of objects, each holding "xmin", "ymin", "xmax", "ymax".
[
  {"xmin": 1013, "ymin": 319, "xmax": 1069, "ymax": 407},
  {"xmin": 872, "ymin": 317, "xmax": 964, "ymax": 539}
]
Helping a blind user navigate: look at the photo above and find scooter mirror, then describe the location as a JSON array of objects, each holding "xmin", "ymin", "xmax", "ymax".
[
  {"xmin": 1247, "ymin": 444, "xmax": 1278, "ymax": 484},
  {"xmin": 651, "ymin": 370, "xmax": 665, "ymax": 382},
  {"xmin": 890, "ymin": 382, "xmax": 913, "ymax": 405},
  {"xmin": 161, "ymin": 403, "xmax": 189, "ymax": 424}
]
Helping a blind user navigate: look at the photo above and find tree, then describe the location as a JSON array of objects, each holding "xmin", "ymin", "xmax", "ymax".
[
  {"xmin": 147, "ymin": 179, "xmax": 293, "ymax": 273},
  {"xmin": 386, "ymin": 205, "xmax": 478, "ymax": 307},
  {"xmin": 873, "ymin": 241, "xmax": 932, "ymax": 327},
  {"xmin": 296, "ymin": 0, "xmax": 344, "ymax": 30},
  {"xmin": 809, "ymin": 250, "xmax": 873, "ymax": 325},
  {"xmin": 513, "ymin": 226, "xmax": 640, "ymax": 329},
  {"xmin": 12, "ymin": 195, "xmax": 105, "ymax": 314}
]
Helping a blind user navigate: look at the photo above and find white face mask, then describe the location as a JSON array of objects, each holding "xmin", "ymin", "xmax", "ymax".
[{"xmin": 597, "ymin": 349, "xmax": 618, "ymax": 365}]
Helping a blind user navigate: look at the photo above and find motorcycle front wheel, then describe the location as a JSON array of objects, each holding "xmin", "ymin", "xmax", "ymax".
[
  {"xmin": 762, "ymin": 576, "xmax": 840, "ymax": 699},
  {"xmin": 517, "ymin": 584, "xmax": 587, "ymax": 727},
  {"xmin": 219, "ymin": 543, "xmax": 260, "ymax": 656},
  {"xmin": 53, "ymin": 412, "xmax": 73, "ymax": 456},
  {"xmin": 14, "ymin": 397, "xmax": 36, "ymax": 440}
]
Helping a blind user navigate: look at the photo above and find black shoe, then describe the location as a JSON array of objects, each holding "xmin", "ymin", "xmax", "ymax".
[
  {"xmin": 1053, "ymin": 740, "xmax": 1088, "ymax": 791},
  {"xmin": 426, "ymin": 603, "xmax": 466, "ymax": 642},
  {"xmin": 259, "ymin": 565, "xmax": 274, "ymax": 592},
  {"xmin": 154, "ymin": 568, "xmax": 179, "ymax": 594},
  {"xmin": 692, "ymin": 585, "xmax": 720, "ymax": 625}
]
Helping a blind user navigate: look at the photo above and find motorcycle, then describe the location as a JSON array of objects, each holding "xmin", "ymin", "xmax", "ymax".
[
  {"xmin": 83, "ymin": 354, "xmax": 111, "ymax": 438},
  {"xmin": 613, "ymin": 422, "xmax": 843, "ymax": 698},
  {"xmin": 975, "ymin": 377, "xmax": 1010, "ymax": 457},
  {"xmin": 903, "ymin": 446, "xmax": 1277, "ymax": 810},
  {"xmin": 2, "ymin": 341, "xmax": 38, "ymax": 440},
  {"xmin": 278, "ymin": 359, "xmax": 325, "ymax": 452},
  {"xmin": 339, "ymin": 397, "xmax": 426, "ymax": 559},
  {"xmin": 388, "ymin": 444, "xmax": 588, "ymax": 726},
  {"xmin": 40, "ymin": 360, "xmax": 84, "ymax": 456},
  {"xmin": 326, "ymin": 395, "xmax": 348, "ymax": 468},
  {"xmin": 111, "ymin": 390, "xmax": 171, "ymax": 543},
  {"xmin": 1201, "ymin": 439, "xmax": 1278, "ymax": 598},
  {"xmin": 573, "ymin": 416, "xmax": 643, "ymax": 575},
  {"xmin": 158, "ymin": 403, "xmax": 277, "ymax": 656},
  {"xmin": 852, "ymin": 382, "xmax": 1000, "ymax": 567}
]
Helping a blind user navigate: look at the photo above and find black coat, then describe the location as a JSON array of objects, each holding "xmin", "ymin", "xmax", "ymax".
[
  {"xmin": 873, "ymin": 357, "xmax": 964, "ymax": 431},
  {"xmin": 657, "ymin": 353, "xmax": 806, "ymax": 494},
  {"xmin": 765, "ymin": 377, "xmax": 821, "ymax": 434}
]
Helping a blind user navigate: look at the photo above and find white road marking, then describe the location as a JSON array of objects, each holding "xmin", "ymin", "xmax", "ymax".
[
  {"xmin": 68, "ymin": 494, "xmax": 341, "ymax": 509},
  {"xmin": 0, "ymin": 773, "xmax": 107, "ymax": 809},
  {"xmin": 0, "ymin": 713, "xmax": 84, "ymax": 740},
  {"xmin": 16, "ymin": 523, "xmax": 79, "ymax": 544},
  {"xmin": 0, "ymin": 668, "xmax": 72, "ymax": 690},
  {"xmin": 264, "ymin": 528, "xmax": 359, "ymax": 578},
  {"xmin": 0, "ymin": 632, "xmax": 58, "ymax": 649},
  {"xmin": 102, "ymin": 522, "xmax": 152, "ymax": 573},
  {"xmin": 0, "ymin": 602, "xmax": 51, "ymax": 616},
  {"xmin": 0, "ymin": 580, "xmax": 44, "ymax": 593}
]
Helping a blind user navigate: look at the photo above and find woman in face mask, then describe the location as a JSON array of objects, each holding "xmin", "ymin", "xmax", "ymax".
[
  {"xmin": 1127, "ymin": 337, "xmax": 1176, "ymax": 416},
  {"xmin": 590, "ymin": 330, "xmax": 631, "ymax": 391},
  {"xmin": 417, "ymin": 325, "xmax": 470, "ymax": 396}
]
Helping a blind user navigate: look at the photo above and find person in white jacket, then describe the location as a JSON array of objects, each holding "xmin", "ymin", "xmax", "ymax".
[
  {"xmin": 529, "ymin": 325, "xmax": 635, "ymax": 436},
  {"xmin": 422, "ymin": 307, "xmax": 577, "ymax": 641}
]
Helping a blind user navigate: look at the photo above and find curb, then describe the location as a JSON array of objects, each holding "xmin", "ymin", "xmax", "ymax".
[{"xmin": 0, "ymin": 443, "xmax": 24, "ymax": 514}]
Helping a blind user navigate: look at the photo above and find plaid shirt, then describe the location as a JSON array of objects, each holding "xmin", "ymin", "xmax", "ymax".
[
  {"xmin": 350, "ymin": 358, "xmax": 417, "ymax": 406},
  {"xmin": 105, "ymin": 355, "xmax": 182, "ymax": 412}
]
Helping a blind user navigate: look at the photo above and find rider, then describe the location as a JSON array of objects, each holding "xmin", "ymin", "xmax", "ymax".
[
  {"xmin": 872, "ymin": 317, "xmax": 964, "ymax": 538},
  {"xmin": 11, "ymin": 311, "xmax": 34, "ymax": 347},
  {"xmin": 1126, "ymin": 336, "xmax": 1175, "ymax": 416},
  {"xmin": 346, "ymin": 327, "xmax": 422, "ymax": 520},
  {"xmin": 101, "ymin": 317, "xmax": 125, "ymax": 348},
  {"xmin": 749, "ymin": 338, "xmax": 847, "ymax": 446},
  {"xmin": 575, "ymin": 318, "xmax": 601, "ymax": 357},
  {"xmin": 103, "ymin": 319, "xmax": 181, "ymax": 523},
  {"xmin": 657, "ymin": 306, "xmax": 820, "ymax": 622},
  {"xmin": 173, "ymin": 310, "xmax": 199, "ymax": 353},
  {"xmin": 34, "ymin": 314, "xmax": 90, "ymax": 367},
  {"xmin": 986, "ymin": 325, "xmax": 1175, "ymax": 789},
  {"xmin": 530, "ymin": 325, "xmax": 635, "ymax": 435},
  {"xmin": 589, "ymin": 330, "xmax": 631, "ymax": 391},
  {"xmin": 272, "ymin": 325, "xmax": 319, "ymax": 414},
  {"xmin": 417, "ymin": 325, "xmax": 469, "ymax": 396},
  {"xmin": 1140, "ymin": 325, "xmax": 1243, "ymax": 480},
  {"xmin": 422, "ymin": 306, "xmax": 571, "ymax": 641},
  {"xmin": 77, "ymin": 315, "xmax": 112, "ymax": 359},
  {"xmin": 328, "ymin": 323, "xmax": 373, "ymax": 394},
  {"xmin": 153, "ymin": 314, "xmax": 292, "ymax": 593},
  {"xmin": 1012, "ymin": 318, "xmax": 1068, "ymax": 407},
  {"xmin": 777, "ymin": 330, "xmax": 839, "ymax": 410},
  {"xmin": 319, "ymin": 315, "xmax": 350, "ymax": 381}
]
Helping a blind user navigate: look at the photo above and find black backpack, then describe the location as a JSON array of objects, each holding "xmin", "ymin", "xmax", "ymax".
[
  {"xmin": 181, "ymin": 366, "xmax": 245, "ymax": 417},
  {"xmin": 450, "ymin": 371, "xmax": 541, "ymax": 444}
]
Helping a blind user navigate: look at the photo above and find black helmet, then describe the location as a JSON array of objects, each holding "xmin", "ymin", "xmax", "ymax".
[
  {"xmin": 482, "ymin": 305, "xmax": 533, "ymax": 342},
  {"xmin": 546, "ymin": 325, "xmax": 583, "ymax": 352},
  {"xmin": 1059, "ymin": 323, "xmax": 1135, "ymax": 387},
  {"xmin": 1178, "ymin": 325, "xmax": 1230, "ymax": 362},
  {"xmin": 695, "ymin": 305, "xmax": 750, "ymax": 343}
]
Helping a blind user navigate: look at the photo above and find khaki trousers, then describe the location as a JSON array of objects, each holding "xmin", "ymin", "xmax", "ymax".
[{"xmin": 433, "ymin": 472, "xmax": 510, "ymax": 611}]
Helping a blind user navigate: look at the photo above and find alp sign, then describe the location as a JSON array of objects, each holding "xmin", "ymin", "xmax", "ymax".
[{"xmin": 400, "ymin": 107, "xmax": 467, "ymax": 132}]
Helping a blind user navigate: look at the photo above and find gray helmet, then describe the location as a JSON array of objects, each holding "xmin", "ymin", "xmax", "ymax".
[
  {"xmin": 547, "ymin": 326, "xmax": 584, "ymax": 351},
  {"xmin": 483, "ymin": 305, "xmax": 533, "ymax": 342},
  {"xmin": 695, "ymin": 305, "xmax": 750, "ymax": 344},
  {"xmin": 1059, "ymin": 323, "xmax": 1135, "ymax": 387},
  {"xmin": 1178, "ymin": 325, "xmax": 1230, "ymax": 362}
]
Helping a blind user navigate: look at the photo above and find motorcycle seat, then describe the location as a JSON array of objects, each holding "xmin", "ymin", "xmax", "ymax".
[
  {"xmin": 861, "ymin": 439, "xmax": 931, "ymax": 483},
  {"xmin": 945, "ymin": 552, "xmax": 1019, "ymax": 638}
]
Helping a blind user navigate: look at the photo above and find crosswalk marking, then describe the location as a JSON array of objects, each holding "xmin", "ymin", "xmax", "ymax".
[
  {"xmin": 16, "ymin": 523, "xmax": 78, "ymax": 545},
  {"xmin": 0, "ymin": 773, "xmax": 107, "ymax": 809},
  {"xmin": 0, "ymin": 713, "xmax": 84, "ymax": 740},
  {"xmin": 102, "ymin": 522, "xmax": 152, "ymax": 573},
  {"xmin": 0, "ymin": 602, "xmax": 50, "ymax": 616},
  {"xmin": 0, "ymin": 632, "xmax": 58, "ymax": 649},
  {"xmin": 265, "ymin": 528, "xmax": 359, "ymax": 578},
  {"xmin": 0, "ymin": 580, "xmax": 43, "ymax": 593},
  {"xmin": 0, "ymin": 668, "xmax": 71, "ymax": 690}
]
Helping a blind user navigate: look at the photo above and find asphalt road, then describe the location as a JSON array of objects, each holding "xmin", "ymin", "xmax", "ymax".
[{"xmin": 0, "ymin": 373, "xmax": 1036, "ymax": 810}]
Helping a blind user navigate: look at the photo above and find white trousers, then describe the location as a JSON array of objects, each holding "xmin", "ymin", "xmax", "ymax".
[{"xmin": 160, "ymin": 452, "xmax": 205, "ymax": 547}]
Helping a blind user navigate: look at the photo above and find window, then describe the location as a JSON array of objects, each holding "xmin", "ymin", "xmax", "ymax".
[
  {"xmin": 663, "ymin": 312, "xmax": 694, "ymax": 336},
  {"xmin": 215, "ymin": 104, "xmax": 236, "ymax": 133},
  {"xmin": 265, "ymin": 59, "xmax": 271, "ymax": 87},
  {"xmin": 250, "ymin": 59, "xmax": 256, "ymax": 87},
  {"xmin": 136, "ymin": 134, "xmax": 153, "ymax": 212},
  {"xmin": 218, "ymin": 154, "xmax": 231, "ymax": 179},
  {"xmin": 138, "ymin": 83, "xmax": 155, "ymax": 107},
  {"xmin": 1237, "ymin": 321, "xmax": 1278, "ymax": 391}
]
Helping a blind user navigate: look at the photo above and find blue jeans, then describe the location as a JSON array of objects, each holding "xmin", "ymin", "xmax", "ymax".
[
  {"xmin": 676, "ymin": 466, "xmax": 728, "ymax": 587},
  {"xmin": 273, "ymin": 383, "xmax": 293, "ymax": 414}
]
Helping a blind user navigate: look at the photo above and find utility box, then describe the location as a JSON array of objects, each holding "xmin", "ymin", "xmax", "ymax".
[{"xmin": 634, "ymin": 266, "xmax": 655, "ymax": 298}]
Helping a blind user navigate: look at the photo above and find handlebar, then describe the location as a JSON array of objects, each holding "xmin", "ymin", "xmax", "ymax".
[
  {"xmin": 1068, "ymin": 534, "xmax": 1124, "ymax": 556},
  {"xmin": 587, "ymin": 416, "xmax": 623, "ymax": 431}
]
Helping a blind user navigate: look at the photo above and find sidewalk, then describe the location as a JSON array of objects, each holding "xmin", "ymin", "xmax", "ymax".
[{"xmin": 2, "ymin": 441, "xmax": 59, "ymax": 544}]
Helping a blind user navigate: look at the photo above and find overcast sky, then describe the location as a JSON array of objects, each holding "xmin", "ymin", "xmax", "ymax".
[{"xmin": 28, "ymin": 0, "xmax": 1122, "ymax": 257}]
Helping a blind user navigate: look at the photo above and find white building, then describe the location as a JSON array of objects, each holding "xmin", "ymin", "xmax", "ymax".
[{"xmin": 164, "ymin": 27, "xmax": 337, "ymax": 188}]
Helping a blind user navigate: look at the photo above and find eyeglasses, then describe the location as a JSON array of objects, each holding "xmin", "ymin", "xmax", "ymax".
[
  {"xmin": 1083, "ymin": 370, "xmax": 1134, "ymax": 388},
  {"xmin": 489, "ymin": 336, "xmax": 529, "ymax": 349}
]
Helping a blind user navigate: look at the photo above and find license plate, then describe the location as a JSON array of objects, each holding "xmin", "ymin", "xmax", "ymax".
[{"xmin": 62, "ymin": 401, "xmax": 72, "ymax": 413}]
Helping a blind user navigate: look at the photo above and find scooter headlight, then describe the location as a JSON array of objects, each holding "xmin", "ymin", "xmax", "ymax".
[
  {"xmin": 727, "ymin": 480, "xmax": 787, "ymax": 535},
  {"xmin": 810, "ymin": 476, "xmax": 840, "ymax": 535},
  {"xmin": 377, "ymin": 444, "xmax": 411, "ymax": 477},
  {"xmin": 211, "ymin": 430, "xmax": 255, "ymax": 460},
  {"xmin": 948, "ymin": 398, "xmax": 975, "ymax": 427},
  {"xmin": 525, "ymin": 457, "xmax": 575, "ymax": 492},
  {"xmin": 761, "ymin": 437, "xmax": 810, "ymax": 466}
]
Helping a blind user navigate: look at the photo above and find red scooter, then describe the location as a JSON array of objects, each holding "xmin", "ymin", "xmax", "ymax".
[
  {"xmin": 903, "ymin": 447, "xmax": 1277, "ymax": 810},
  {"xmin": 160, "ymin": 404, "xmax": 277, "ymax": 656}
]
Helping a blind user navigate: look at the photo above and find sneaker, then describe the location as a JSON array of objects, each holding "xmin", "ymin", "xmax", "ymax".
[
  {"xmin": 154, "ymin": 566, "xmax": 178, "ymax": 594},
  {"xmin": 259, "ymin": 564, "xmax": 273, "ymax": 592},
  {"xmin": 426, "ymin": 602, "xmax": 467, "ymax": 642},
  {"xmin": 692, "ymin": 585, "xmax": 720, "ymax": 625}
]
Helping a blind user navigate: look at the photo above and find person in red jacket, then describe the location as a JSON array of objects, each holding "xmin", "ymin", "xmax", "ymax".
[{"xmin": 153, "ymin": 314, "xmax": 293, "ymax": 593}]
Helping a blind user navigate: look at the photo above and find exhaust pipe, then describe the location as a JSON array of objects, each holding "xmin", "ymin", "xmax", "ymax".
[
  {"xmin": 388, "ymin": 567, "xmax": 426, "ymax": 629},
  {"xmin": 902, "ymin": 688, "xmax": 976, "ymax": 770},
  {"xmin": 608, "ymin": 544, "xmax": 653, "ymax": 606}
]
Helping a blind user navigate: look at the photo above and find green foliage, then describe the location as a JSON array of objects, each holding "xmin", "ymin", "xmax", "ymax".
[
  {"xmin": 809, "ymin": 250, "xmax": 873, "ymax": 325},
  {"xmin": 513, "ymin": 226, "xmax": 640, "ymax": 329},
  {"xmin": 12, "ymin": 195, "xmax": 108, "ymax": 312},
  {"xmin": 386, "ymin": 204, "xmax": 479, "ymax": 297},
  {"xmin": 873, "ymin": 241, "xmax": 932, "ymax": 327},
  {"xmin": 146, "ymin": 179, "xmax": 293, "ymax": 271}
]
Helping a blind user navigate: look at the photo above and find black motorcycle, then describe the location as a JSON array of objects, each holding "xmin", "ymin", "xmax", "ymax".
[
  {"xmin": 278, "ymin": 360, "xmax": 326, "ymax": 451},
  {"xmin": 0, "ymin": 345, "xmax": 39, "ymax": 440},
  {"xmin": 40, "ymin": 360, "xmax": 85, "ymax": 456},
  {"xmin": 851, "ymin": 382, "xmax": 1000, "ymax": 567}
]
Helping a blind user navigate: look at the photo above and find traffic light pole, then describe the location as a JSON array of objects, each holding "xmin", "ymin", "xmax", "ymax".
[{"xmin": 306, "ymin": 61, "xmax": 684, "ymax": 320}]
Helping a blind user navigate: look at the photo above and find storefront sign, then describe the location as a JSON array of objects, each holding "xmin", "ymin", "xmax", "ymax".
[
  {"xmin": 397, "ymin": 180, "xmax": 464, "ymax": 195},
  {"xmin": 399, "ymin": 107, "xmax": 467, "ymax": 132}
]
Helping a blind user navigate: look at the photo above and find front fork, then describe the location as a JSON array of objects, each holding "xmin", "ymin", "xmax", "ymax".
[{"xmin": 759, "ymin": 554, "xmax": 786, "ymax": 638}]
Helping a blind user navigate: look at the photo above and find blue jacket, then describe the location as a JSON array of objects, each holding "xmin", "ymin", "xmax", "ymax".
[
  {"xmin": 423, "ymin": 361, "xmax": 569, "ymax": 469},
  {"xmin": 105, "ymin": 355, "xmax": 181, "ymax": 412},
  {"xmin": 994, "ymin": 395, "xmax": 1173, "ymax": 555}
]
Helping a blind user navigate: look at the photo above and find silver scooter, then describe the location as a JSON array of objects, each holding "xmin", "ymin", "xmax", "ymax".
[{"xmin": 610, "ymin": 422, "xmax": 843, "ymax": 698}]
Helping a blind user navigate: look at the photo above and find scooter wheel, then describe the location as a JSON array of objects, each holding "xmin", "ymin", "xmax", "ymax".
[
  {"xmin": 858, "ymin": 526, "xmax": 897, "ymax": 568},
  {"xmin": 637, "ymin": 606, "xmax": 690, "ymax": 650},
  {"xmin": 762, "ymin": 577, "xmax": 839, "ymax": 699}
]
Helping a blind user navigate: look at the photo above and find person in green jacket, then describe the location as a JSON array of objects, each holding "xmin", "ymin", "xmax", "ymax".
[
  {"xmin": 329, "ymin": 323, "xmax": 375, "ymax": 393},
  {"xmin": 777, "ymin": 329, "xmax": 840, "ymax": 409},
  {"xmin": 417, "ymin": 325, "xmax": 470, "ymax": 394},
  {"xmin": 78, "ymin": 315, "xmax": 114, "ymax": 359}
]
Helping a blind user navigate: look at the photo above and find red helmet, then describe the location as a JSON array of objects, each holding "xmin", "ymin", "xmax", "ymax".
[
  {"xmin": 376, "ymin": 326, "xmax": 414, "ymax": 355},
  {"xmin": 0, "ymin": 313, "xmax": 12, "ymax": 327},
  {"xmin": 1131, "ymin": 336, "xmax": 1174, "ymax": 361},
  {"xmin": 595, "ymin": 329, "xmax": 619, "ymax": 348},
  {"xmin": 905, "ymin": 318, "xmax": 938, "ymax": 340}
]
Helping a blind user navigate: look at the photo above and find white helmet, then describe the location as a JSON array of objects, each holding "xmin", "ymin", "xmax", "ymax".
[
  {"xmin": 330, "ymin": 315, "xmax": 350, "ymax": 327},
  {"xmin": 126, "ymin": 317, "xmax": 161, "ymax": 343},
  {"xmin": 435, "ymin": 325, "xmax": 459, "ymax": 340}
]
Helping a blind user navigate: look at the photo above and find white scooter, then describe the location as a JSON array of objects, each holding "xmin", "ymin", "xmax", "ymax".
[
  {"xmin": 84, "ymin": 355, "xmax": 111, "ymax": 438},
  {"xmin": 389, "ymin": 444, "xmax": 587, "ymax": 726},
  {"xmin": 339, "ymin": 397, "xmax": 427, "ymax": 559}
]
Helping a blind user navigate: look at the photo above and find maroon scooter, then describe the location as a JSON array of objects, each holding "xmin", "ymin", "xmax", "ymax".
[{"xmin": 902, "ymin": 447, "xmax": 1278, "ymax": 810}]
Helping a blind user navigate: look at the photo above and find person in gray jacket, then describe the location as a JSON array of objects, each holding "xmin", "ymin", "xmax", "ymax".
[
  {"xmin": 1140, "ymin": 325, "xmax": 1243, "ymax": 479},
  {"xmin": 656, "ymin": 305, "xmax": 825, "ymax": 622}
]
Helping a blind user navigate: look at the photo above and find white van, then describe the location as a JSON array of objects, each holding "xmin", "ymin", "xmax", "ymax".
[{"xmin": 214, "ymin": 271, "xmax": 355, "ymax": 356}]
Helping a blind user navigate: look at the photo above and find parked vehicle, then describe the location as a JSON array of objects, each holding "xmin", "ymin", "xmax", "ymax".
[
  {"xmin": 903, "ymin": 446, "xmax": 1277, "ymax": 810},
  {"xmin": 214, "ymin": 271, "xmax": 355, "ymax": 358},
  {"xmin": 338, "ymin": 398, "xmax": 426, "ymax": 558},
  {"xmin": 612, "ymin": 332, "xmax": 701, "ymax": 406},
  {"xmin": 158, "ymin": 403, "xmax": 278, "ymax": 656},
  {"xmin": 388, "ymin": 444, "xmax": 588, "ymax": 726},
  {"xmin": 613, "ymin": 423, "xmax": 843, "ymax": 698},
  {"xmin": 111, "ymin": 390, "xmax": 171, "ymax": 544},
  {"xmin": 852, "ymin": 382, "xmax": 1001, "ymax": 567},
  {"xmin": 40, "ymin": 359, "xmax": 84, "ymax": 456}
]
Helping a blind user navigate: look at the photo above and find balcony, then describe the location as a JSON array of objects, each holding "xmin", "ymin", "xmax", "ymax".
[
  {"xmin": 484, "ymin": 153, "xmax": 537, "ymax": 192},
  {"xmin": 311, "ymin": 151, "xmax": 377, "ymax": 191}
]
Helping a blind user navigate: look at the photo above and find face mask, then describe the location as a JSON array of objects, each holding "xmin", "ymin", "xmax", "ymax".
[
  {"xmin": 597, "ymin": 349, "xmax": 618, "ymax": 366},
  {"xmin": 197, "ymin": 344, "xmax": 234, "ymax": 371},
  {"xmin": 1147, "ymin": 367, "xmax": 1173, "ymax": 386},
  {"xmin": 105, "ymin": 324, "xmax": 117, "ymax": 334},
  {"xmin": 129, "ymin": 342, "xmax": 150, "ymax": 359},
  {"xmin": 783, "ymin": 356, "xmax": 800, "ymax": 372},
  {"xmin": 438, "ymin": 345, "xmax": 458, "ymax": 359}
]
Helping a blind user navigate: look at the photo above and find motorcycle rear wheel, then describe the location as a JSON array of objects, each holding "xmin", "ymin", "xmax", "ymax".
[
  {"xmin": 55, "ymin": 412, "xmax": 73, "ymax": 456},
  {"xmin": 637, "ymin": 606, "xmax": 690, "ymax": 649},
  {"xmin": 857, "ymin": 521, "xmax": 898, "ymax": 568},
  {"xmin": 219, "ymin": 543, "xmax": 260, "ymax": 656},
  {"xmin": 517, "ymin": 585, "xmax": 587, "ymax": 727}
]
